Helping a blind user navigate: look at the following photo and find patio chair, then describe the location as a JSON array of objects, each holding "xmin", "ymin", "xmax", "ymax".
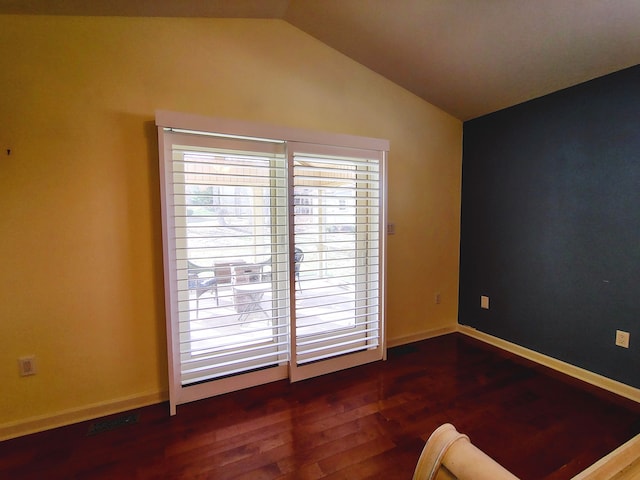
[
  {"xmin": 188, "ymin": 261, "xmax": 218, "ymax": 308},
  {"xmin": 231, "ymin": 264, "xmax": 264, "ymax": 313},
  {"xmin": 257, "ymin": 255, "xmax": 273, "ymax": 282},
  {"xmin": 294, "ymin": 247, "xmax": 304, "ymax": 290}
]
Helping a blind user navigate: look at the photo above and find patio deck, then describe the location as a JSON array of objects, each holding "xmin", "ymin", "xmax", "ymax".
[{"xmin": 186, "ymin": 278, "xmax": 358, "ymax": 353}]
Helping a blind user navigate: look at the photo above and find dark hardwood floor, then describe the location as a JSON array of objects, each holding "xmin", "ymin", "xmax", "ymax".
[{"xmin": 2, "ymin": 333, "xmax": 639, "ymax": 479}]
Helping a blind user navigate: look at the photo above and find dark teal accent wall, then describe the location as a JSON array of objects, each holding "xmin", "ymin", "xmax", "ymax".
[{"xmin": 459, "ymin": 65, "xmax": 640, "ymax": 388}]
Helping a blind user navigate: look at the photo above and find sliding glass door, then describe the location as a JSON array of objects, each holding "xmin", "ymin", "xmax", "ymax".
[
  {"xmin": 158, "ymin": 112, "xmax": 387, "ymax": 414},
  {"xmin": 289, "ymin": 143, "xmax": 383, "ymax": 381},
  {"xmin": 160, "ymin": 133, "xmax": 291, "ymax": 412}
]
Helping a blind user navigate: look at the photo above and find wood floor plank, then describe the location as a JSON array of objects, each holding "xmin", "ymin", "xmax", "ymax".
[{"xmin": 1, "ymin": 333, "xmax": 639, "ymax": 479}]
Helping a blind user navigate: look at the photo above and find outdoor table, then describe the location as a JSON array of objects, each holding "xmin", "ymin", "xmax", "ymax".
[{"xmin": 233, "ymin": 283, "xmax": 271, "ymax": 322}]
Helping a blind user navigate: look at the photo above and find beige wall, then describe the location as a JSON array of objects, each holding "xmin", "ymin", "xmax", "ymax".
[{"xmin": 0, "ymin": 15, "xmax": 462, "ymax": 436}]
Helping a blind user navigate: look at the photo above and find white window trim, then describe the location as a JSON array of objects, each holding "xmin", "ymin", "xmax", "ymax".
[
  {"xmin": 157, "ymin": 110, "xmax": 389, "ymax": 414},
  {"xmin": 156, "ymin": 110, "xmax": 390, "ymax": 152}
]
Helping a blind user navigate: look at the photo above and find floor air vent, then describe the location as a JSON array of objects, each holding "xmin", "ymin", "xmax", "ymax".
[{"xmin": 86, "ymin": 412, "xmax": 140, "ymax": 436}]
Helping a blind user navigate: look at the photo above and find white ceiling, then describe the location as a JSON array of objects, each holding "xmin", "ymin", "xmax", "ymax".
[{"xmin": 3, "ymin": 0, "xmax": 639, "ymax": 120}]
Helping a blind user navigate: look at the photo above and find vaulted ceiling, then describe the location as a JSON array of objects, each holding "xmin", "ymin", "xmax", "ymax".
[{"xmin": 3, "ymin": 0, "xmax": 639, "ymax": 120}]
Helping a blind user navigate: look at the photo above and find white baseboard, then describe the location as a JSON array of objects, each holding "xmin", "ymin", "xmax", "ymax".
[
  {"xmin": 4, "ymin": 326, "xmax": 637, "ymax": 442},
  {"xmin": 571, "ymin": 433, "xmax": 640, "ymax": 479},
  {"xmin": 0, "ymin": 390, "xmax": 168, "ymax": 442},
  {"xmin": 458, "ymin": 325, "xmax": 640, "ymax": 403},
  {"xmin": 387, "ymin": 326, "xmax": 457, "ymax": 348}
]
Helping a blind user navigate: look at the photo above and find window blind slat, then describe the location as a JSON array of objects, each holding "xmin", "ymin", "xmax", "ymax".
[
  {"xmin": 297, "ymin": 344, "xmax": 379, "ymax": 366},
  {"xmin": 296, "ymin": 325, "xmax": 379, "ymax": 347},
  {"xmin": 182, "ymin": 340, "xmax": 290, "ymax": 367}
]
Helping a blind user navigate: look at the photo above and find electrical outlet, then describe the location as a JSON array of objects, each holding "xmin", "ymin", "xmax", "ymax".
[
  {"xmin": 615, "ymin": 330, "xmax": 630, "ymax": 348},
  {"xmin": 18, "ymin": 356, "xmax": 37, "ymax": 376},
  {"xmin": 387, "ymin": 223, "xmax": 395, "ymax": 235},
  {"xmin": 481, "ymin": 295, "xmax": 490, "ymax": 309}
]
